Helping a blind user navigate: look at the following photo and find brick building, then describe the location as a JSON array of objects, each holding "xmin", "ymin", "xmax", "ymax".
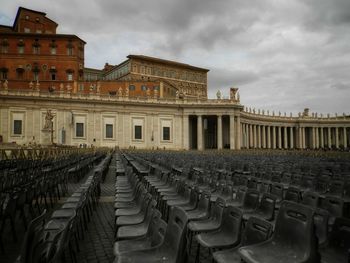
[{"xmin": 0, "ymin": 7, "xmax": 85, "ymax": 91}]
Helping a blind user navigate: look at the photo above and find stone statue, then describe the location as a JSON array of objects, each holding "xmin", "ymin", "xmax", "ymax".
[
  {"xmin": 175, "ymin": 90, "xmax": 179, "ymax": 99},
  {"xmin": 237, "ymin": 92, "xmax": 240, "ymax": 101},
  {"xmin": 146, "ymin": 87, "xmax": 150, "ymax": 98},
  {"xmin": 302, "ymin": 108, "xmax": 310, "ymax": 117},
  {"xmin": 66, "ymin": 84, "xmax": 72, "ymax": 92},
  {"xmin": 3, "ymin": 79, "xmax": 8, "ymax": 90},
  {"xmin": 96, "ymin": 82, "xmax": 101, "ymax": 93},
  {"xmin": 125, "ymin": 87, "xmax": 129, "ymax": 97},
  {"xmin": 258, "ymin": 109, "xmax": 261, "ymax": 114},
  {"xmin": 29, "ymin": 81, "xmax": 34, "ymax": 90},
  {"xmin": 35, "ymin": 81, "xmax": 40, "ymax": 91},
  {"xmin": 321, "ymin": 113, "xmax": 323, "ymax": 118},
  {"xmin": 60, "ymin": 83, "xmax": 64, "ymax": 91},
  {"xmin": 216, "ymin": 90, "xmax": 221, "ymax": 99},
  {"xmin": 267, "ymin": 110, "xmax": 269, "ymax": 115},
  {"xmin": 118, "ymin": 87, "xmax": 123, "ymax": 97},
  {"xmin": 253, "ymin": 108, "xmax": 256, "ymax": 114},
  {"xmin": 272, "ymin": 111, "xmax": 275, "ymax": 116},
  {"xmin": 154, "ymin": 88, "xmax": 158, "ymax": 99},
  {"xmin": 278, "ymin": 111, "xmax": 281, "ymax": 116},
  {"xmin": 284, "ymin": 112, "xmax": 286, "ymax": 117},
  {"xmin": 327, "ymin": 113, "xmax": 330, "ymax": 118},
  {"xmin": 43, "ymin": 110, "xmax": 55, "ymax": 130},
  {"xmin": 290, "ymin": 112, "xmax": 292, "ymax": 117},
  {"xmin": 230, "ymin": 87, "xmax": 238, "ymax": 100},
  {"xmin": 262, "ymin": 110, "xmax": 265, "ymax": 115}
]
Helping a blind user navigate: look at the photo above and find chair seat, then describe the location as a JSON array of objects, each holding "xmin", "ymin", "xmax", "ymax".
[
  {"xmin": 116, "ymin": 213, "xmax": 145, "ymax": 226},
  {"xmin": 114, "ymin": 201, "xmax": 136, "ymax": 209},
  {"xmin": 186, "ymin": 210, "xmax": 208, "ymax": 221},
  {"xmin": 115, "ymin": 206, "xmax": 142, "ymax": 216},
  {"xmin": 114, "ymin": 248, "xmax": 173, "ymax": 263},
  {"xmin": 117, "ymin": 222, "xmax": 148, "ymax": 239},
  {"xmin": 196, "ymin": 231, "xmax": 238, "ymax": 249},
  {"xmin": 239, "ymin": 241, "xmax": 308, "ymax": 263},
  {"xmin": 51, "ymin": 209, "xmax": 75, "ymax": 219},
  {"xmin": 188, "ymin": 219, "xmax": 220, "ymax": 232},
  {"xmin": 213, "ymin": 247, "xmax": 241, "ymax": 263},
  {"xmin": 113, "ymin": 237, "xmax": 153, "ymax": 255}
]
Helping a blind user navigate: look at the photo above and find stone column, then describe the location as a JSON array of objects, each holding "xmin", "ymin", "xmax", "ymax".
[
  {"xmin": 272, "ymin": 126, "xmax": 276, "ymax": 149},
  {"xmin": 315, "ymin": 127, "xmax": 319, "ymax": 149},
  {"xmin": 344, "ymin": 127, "xmax": 347, "ymax": 148},
  {"xmin": 262, "ymin": 125, "xmax": 266, "ymax": 148},
  {"xmin": 249, "ymin": 124, "xmax": 253, "ymax": 148},
  {"xmin": 257, "ymin": 125, "xmax": 261, "ymax": 148},
  {"xmin": 328, "ymin": 127, "xmax": 332, "ymax": 149},
  {"xmin": 182, "ymin": 115, "xmax": 189, "ymax": 150},
  {"xmin": 278, "ymin": 126, "xmax": 282, "ymax": 149},
  {"xmin": 320, "ymin": 127, "xmax": 324, "ymax": 148},
  {"xmin": 229, "ymin": 115, "xmax": 235, "ymax": 150},
  {"xmin": 267, "ymin": 126, "xmax": 271, "ymax": 149},
  {"xmin": 236, "ymin": 115, "xmax": 241, "ymax": 149},
  {"xmin": 252, "ymin": 125, "xmax": 256, "ymax": 148},
  {"xmin": 290, "ymin": 127, "xmax": 294, "ymax": 149},
  {"xmin": 245, "ymin": 123, "xmax": 249, "ymax": 148},
  {"xmin": 302, "ymin": 127, "xmax": 306, "ymax": 149},
  {"xmin": 217, "ymin": 115, "xmax": 223, "ymax": 150},
  {"xmin": 284, "ymin": 127, "xmax": 288, "ymax": 149},
  {"xmin": 298, "ymin": 127, "xmax": 302, "ymax": 149},
  {"xmin": 197, "ymin": 115, "xmax": 203, "ymax": 150},
  {"xmin": 335, "ymin": 127, "xmax": 339, "ymax": 149}
]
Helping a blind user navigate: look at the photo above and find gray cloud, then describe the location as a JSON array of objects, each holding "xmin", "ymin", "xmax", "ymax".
[{"xmin": 1, "ymin": 0, "xmax": 350, "ymax": 114}]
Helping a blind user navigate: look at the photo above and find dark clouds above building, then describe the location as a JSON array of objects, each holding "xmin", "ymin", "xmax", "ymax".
[{"xmin": 1, "ymin": 0, "xmax": 349, "ymax": 114}]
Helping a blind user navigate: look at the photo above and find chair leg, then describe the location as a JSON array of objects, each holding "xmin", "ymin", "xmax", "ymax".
[
  {"xmin": 10, "ymin": 217, "xmax": 18, "ymax": 242},
  {"xmin": 195, "ymin": 243, "xmax": 200, "ymax": 263},
  {"xmin": 21, "ymin": 208, "xmax": 27, "ymax": 230}
]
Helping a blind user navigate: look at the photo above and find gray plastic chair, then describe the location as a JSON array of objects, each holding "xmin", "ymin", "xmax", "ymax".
[{"xmin": 114, "ymin": 206, "xmax": 188, "ymax": 263}]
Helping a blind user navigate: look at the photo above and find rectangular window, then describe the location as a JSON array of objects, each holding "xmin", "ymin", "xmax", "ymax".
[
  {"xmin": 24, "ymin": 28, "xmax": 30, "ymax": 33},
  {"xmin": 50, "ymin": 47, "xmax": 56, "ymax": 55},
  {"xmin": 129, "ymin": 85, "xmax": 135, "ymax": 91},
  {"xmin": 153, "ymin": 86, "xmax": 159, "ymax": 91},
  {"xmin": 51, "ymin": 73, "xmax": 56, "ymax": 80},
  {"xmin": 67, "ymin": 73, "xmax": 73, "ymax": 81},
  {"xmin": 18, "ymin": 46, "xmax": 24, "ymax": 54},
  {"xmin": 33, "ymin": 72, "xmax": 39, "ymax": 81},
  {"xmin": 13, "ymin": 120, "xmax": 22, "ymax": 135},
  {"xmin": 32, "ymin": 46, "xmax": 40, "ymax": 54},
  {"xmin": 141, "ymin": 85, "xmax": 147, "ymax": 91},
  {"xmin": 17, "ymin": 71, "xmax": 24, "ymax": 80},
  {"xmin": 106, "ymin": 124, "xmax": 113, "ymax": 138},
  {"xmin": 163, "ymin": 127, "xmax": 170, "ymax": 141},
  {"xmin": 1, "ymin": 46, "xmax": 8, "ymax": 53},
  {"xmin": 134, "ymin": 125, "xmax": 142, "ymax": 140},
  {"xmin": 76, "ymin": 123, "xmax": 84, "ymax": 137},
  {"xmin": 67, "ymin": 48, "xmax": 73, "ymax": 56}
]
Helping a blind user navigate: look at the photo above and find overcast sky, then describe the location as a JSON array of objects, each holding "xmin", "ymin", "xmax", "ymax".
[{"xmin": 1, "ymin": 0, "xmax": 350, "ymax": 115}]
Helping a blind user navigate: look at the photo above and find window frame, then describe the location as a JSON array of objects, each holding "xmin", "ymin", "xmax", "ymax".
[
  {"xmin": 75, "ymin": 122, "xmax": 84, "ymax": 138},
  {"xmin": 13, "ymin": 120, "xmax": 23, "ymax": 135},
  {"xmin": 105, "ymin": 124, "xmax": 114, "ymax": 139},
  {"xmin": 134, "ymin": 125, "xmax": 142, "ymax": 140}
]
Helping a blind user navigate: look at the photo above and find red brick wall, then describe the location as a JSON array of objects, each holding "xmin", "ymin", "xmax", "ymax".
[{"xmin": 15, "ymin": 9, "xmax": 57, "ymax": 34}]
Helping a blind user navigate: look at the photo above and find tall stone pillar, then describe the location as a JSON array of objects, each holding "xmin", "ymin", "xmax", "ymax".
[
  {"xmin": 229, "ymin": 115, "xmax": 235, "ymax": 150},
  {"xmin": 267, "ymin": 126, "xmax": 271, "ymax": 149},
  {"xmin": 320, "ymin": 127, "xmax": 324, "ymax": 148},
  {"xmin": 236, "ymin": 115, "xmax": 241, "ymax": 149},
  {"xmin": 315, "ymin": 127, "xmax": 319, "ymax": 149},
  {"xmin": 311, "ymin": 127, "xmax": 315, "ymax": 149},
  {"xmin": 298, "ymin": 127, "xmax": 302, "ymax": 149},
  {"xmin": 284, "ymin": 127, "xmax": 288, "ymax": 149},
  {"xmin": 257, "ymin": 125, "xmax": 261, "ymax": 148},
  {"xmin": 344, "ymin": 127, "xmax": 348, "ymax": 148},
  {"xmin": 278, "ymin": 126, "xmax": 282, "ymax": 149},
  {"xmin": 197, "ymin": 115, "xmax": 203, "ymax": 150},
  {"xmin": 302, "ymin": 127, "xmax": 306, "ymax": 149},
  {"xmin": 253, "ymin": 125, "xmax": 256, "ymax": 148},
  {"xmin": 217, "ymin": 115, "xmax": 223, "ymax": 150},
  {"xmin": 290, "ymin": 127, "xmax": 294, "ymax": 149},
  {"xmin": 328, "ymin": 127, "xmax": 332, "ymax": 149},
  {"xmin": 249, "ymin": 124, "xmax": 253, "ymax": 148},
  {"xmin": 335, "ymin": 127, "xmax": 339, "ymax": 149},
  {"xmin": 182, "ymin": 115, "xmax": 189, "ymax": 150},
  {"xmin": 272, "ymin": 126, "xmax": 276, "ymax": 149},
  {"xmin": 262, "ymin": 126, "xmax": 266, "ymax": 148}
]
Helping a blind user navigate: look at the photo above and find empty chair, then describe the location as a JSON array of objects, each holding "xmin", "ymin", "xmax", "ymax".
[
  {"xmin": 113, "ymin": 212, "xmax": 166, "ymax": 255},
  {"xmin": 328, "ymin": 180, "xmax": 344, "ymax": 197},
  {"xmin": 238, "ymin": 189, "xmax": 260, "ymax": 213},
  {"xmin": 322, "ymin": 195, "xmax": 344, "ymax": 226},
  {"xmin": 213, "ymin": 216, "xmax": 273, "ymax": 263},
  {"xmin": 302, "ymin": 191, "xmax": 319, "ymax": 208},
  {"xmin": 320, "ymin": 217, "xmax": 350, "ymax": 263},
  {"xmin": 313, "ymin": 208, "xmax": 329, "ymax": 247},
  {"xmin": 185, "ymin": 191, "xmax": 211, "ymax": 221},
  {"xmin": 239, "ymin": 201, "xmax": 320, "ymax": 263},
  {"xmin": 269, "ymin": 182, "xmax": 283, "ymax": 208},
  {"xmin": 284, "ymin": 186, "xmax": 301, "ymax": 203},
  {"xmin": 114, "ymin": 207, "xmax": 188, "ymax": 263},
  {"xmin": 195, "ymin": 206, "xmax": 243, "ymax": 262},
  {"xmin": 243, "ymin": 193, "xmax": 276, "ymax": 222},
  {"xmin": 226, "ymin": 187, "xmax": 245, "ymax": 207}
]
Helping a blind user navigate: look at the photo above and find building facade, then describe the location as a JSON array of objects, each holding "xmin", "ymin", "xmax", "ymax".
[{"xmin": 0, "ymin": 7, "xmax": 349, "ymax": 150}]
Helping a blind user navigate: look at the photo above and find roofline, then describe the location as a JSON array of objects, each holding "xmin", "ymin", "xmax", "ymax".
[
  {"xmin": 127, "ymin": 54, "xmax": 210, "ymax": 72},
  {"xmin": 13, "ymin": 7, "xmax": 58, "ymax": 29},
  {"xmin": 103, "ymin": 59, "xmax": 130, "ymax": 75},
  {"xmin": 0, "ymin": 25, "xmax": 13, "ymax": 29},
  {"xmin": 0, "ymin": 32, "xmax": 86, "ymax": 44},
  {"xmin": 84, "ymin": 67, "xmax": 103, "ymax": 72}
]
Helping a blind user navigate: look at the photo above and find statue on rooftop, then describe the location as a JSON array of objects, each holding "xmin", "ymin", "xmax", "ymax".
[
  {"xmin": 216, "ymin": 90, "xmax": 221, "ymax": 99},
  {"xmin": 118, "ymin": 87, "xmax": 122, "ymax": 97},
  {"xmin": 3, "ymin": 79, "xmax": 8, "ymax": 90},
  {"xmin": 230, "ymin": 87, "xmax": 238, "ymax": 100},
  {"xmin": 43, "ymin": 110, "xmax": 55, "ymax": 130}
]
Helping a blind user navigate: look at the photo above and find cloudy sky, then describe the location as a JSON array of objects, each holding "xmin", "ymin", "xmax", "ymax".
[{"xmin": 1, "ymin": 0, "xmax": 350, "ymax": 114}]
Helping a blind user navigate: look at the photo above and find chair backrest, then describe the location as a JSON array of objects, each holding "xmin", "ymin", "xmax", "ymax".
[
  {"xmin": 242, "ymin": 189, "xmax": 260, "ymax": 210},
  {"xmin": 241, "ymin": 216, "xmax": 272, "ymax": 246},
  {"xmin": 313, "ymin": 208, "xmax": 329, "ymax": 247},
  {"xmin": 323, "ymin": 195, "xmax": 344, "ymax": 218},
  {"xmin": 18, "ymin": 209, "xmax": 47, "ymax": 263},
  {"xmin": 258, "ymin": 193, "xmax": 276, "ymax": 219},
  {"xmin": 197, "ymin": 191, "xmax": 211, "ymax": 212},
  {"xmin": 344, "ymin": 180, "xmax": 350, "ymax": 198},
  {"xmin": 301, "ymin": 191, "xmax": 319, "ymax": 208},
  {"xmin": 328, "ymin": 217, "xmax": 350, "ymax": 250},
  {"xmin": 247, "ymin": 177, "xmax": 258, "ymax": 189},
  {"xmin": 259, "ymin": 181, "xmax": 270, "ymax": 193},
  {"xmin": 188, "ymin": 187, "xmax": 199, "ymax": 207},
  {"xmin": 273, "ymin": 201, "xmax": 319, "ymax": 261},
  {"xmin": 328, "ymin": 180, "xmax": 344, "ymax": 196},
  {"xmin": 210, "ymin": 197, "xmax": 225, "ymax": 222},
  {"xmin": 270, "ymin": 182, "xmax": 283, "ymax": 199},
  {"xmin": 149, "ymin": 216, "xmax": 167, "ymax": 247},
  {"xmin": 285, "ymin": 186, "xmax": 301, "ymax": 203},
  {"xmin": 220, "ymin": 206, "xmax": 242, "ymax": 239},
  {"xmin": 161, "ymin": 207, "xmax": 188, "ymax": 263}
]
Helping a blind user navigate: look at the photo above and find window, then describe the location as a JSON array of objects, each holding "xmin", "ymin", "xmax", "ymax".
[
  {"xmin": 32, "ymin": 46, "xmax": 40, "ymax": 54},
  {"xmin": 1, "ymin": 45, "xmax": 8, "ymax": 53},
  {"xmin": 67, "ymin": 47, "xmax": 73, "ymax": 56},
  {"xmin": 51, "ymin": 73, "xmax": 56, "ymax": 80},
  {"xmin": 163, "ymin": 127, "xmax": 170, "ymax": 141},
  {"xmin": 153, "ymin": 86, "xmax": 159, "ymax": 91},
  {"xmin": 67, "ymin": 73, "xmax": 73, "ymax": 81},
  {"xmin": 18, "ymin": 46, "xmax": 24, "ymax": 54},
  {"xmin": 13, "ymin": 120, "xmax": 22, "ymax": 135},
  {"xmin": 24, "ymin": 28, "xmax": 30, "ymax": 33},
  {"xmin": 106, "ymin": 124, "xmax": 113, "ymax": 138},
  {"xmin": 141, "ymin": 85, "xmax": 147, "ymax": 91},
  {"xmin": 25, "ymin": 15, "xmax": 29, "ymax": 20},
  {"xmin": 129, "ymin": 85, "xmax": 135, "ymax": 91},
  {"xmin": 79, "ymin": 84, "xmax": 84, "ymax": 91},
  {"xmin": 76, "ymin": 123, "xmax": 84, "ymax": 137},
  {"xmin": 51, "ymin": 47, "xmax": 56, "ymax": 55},
  {"xmin": 134, "ymin": 125, "xmax": 142, "ymax": 140},
  {"xmin": 36, "ymin": 30, "xmax": 42, "ymax": 34},
  {"xmin": 16, "ymin": 69, "xmax": 24, "ymax": 79},
  {"xmin": 33, "ymin": 72, "xmax": 39, "ymax": 81}
]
